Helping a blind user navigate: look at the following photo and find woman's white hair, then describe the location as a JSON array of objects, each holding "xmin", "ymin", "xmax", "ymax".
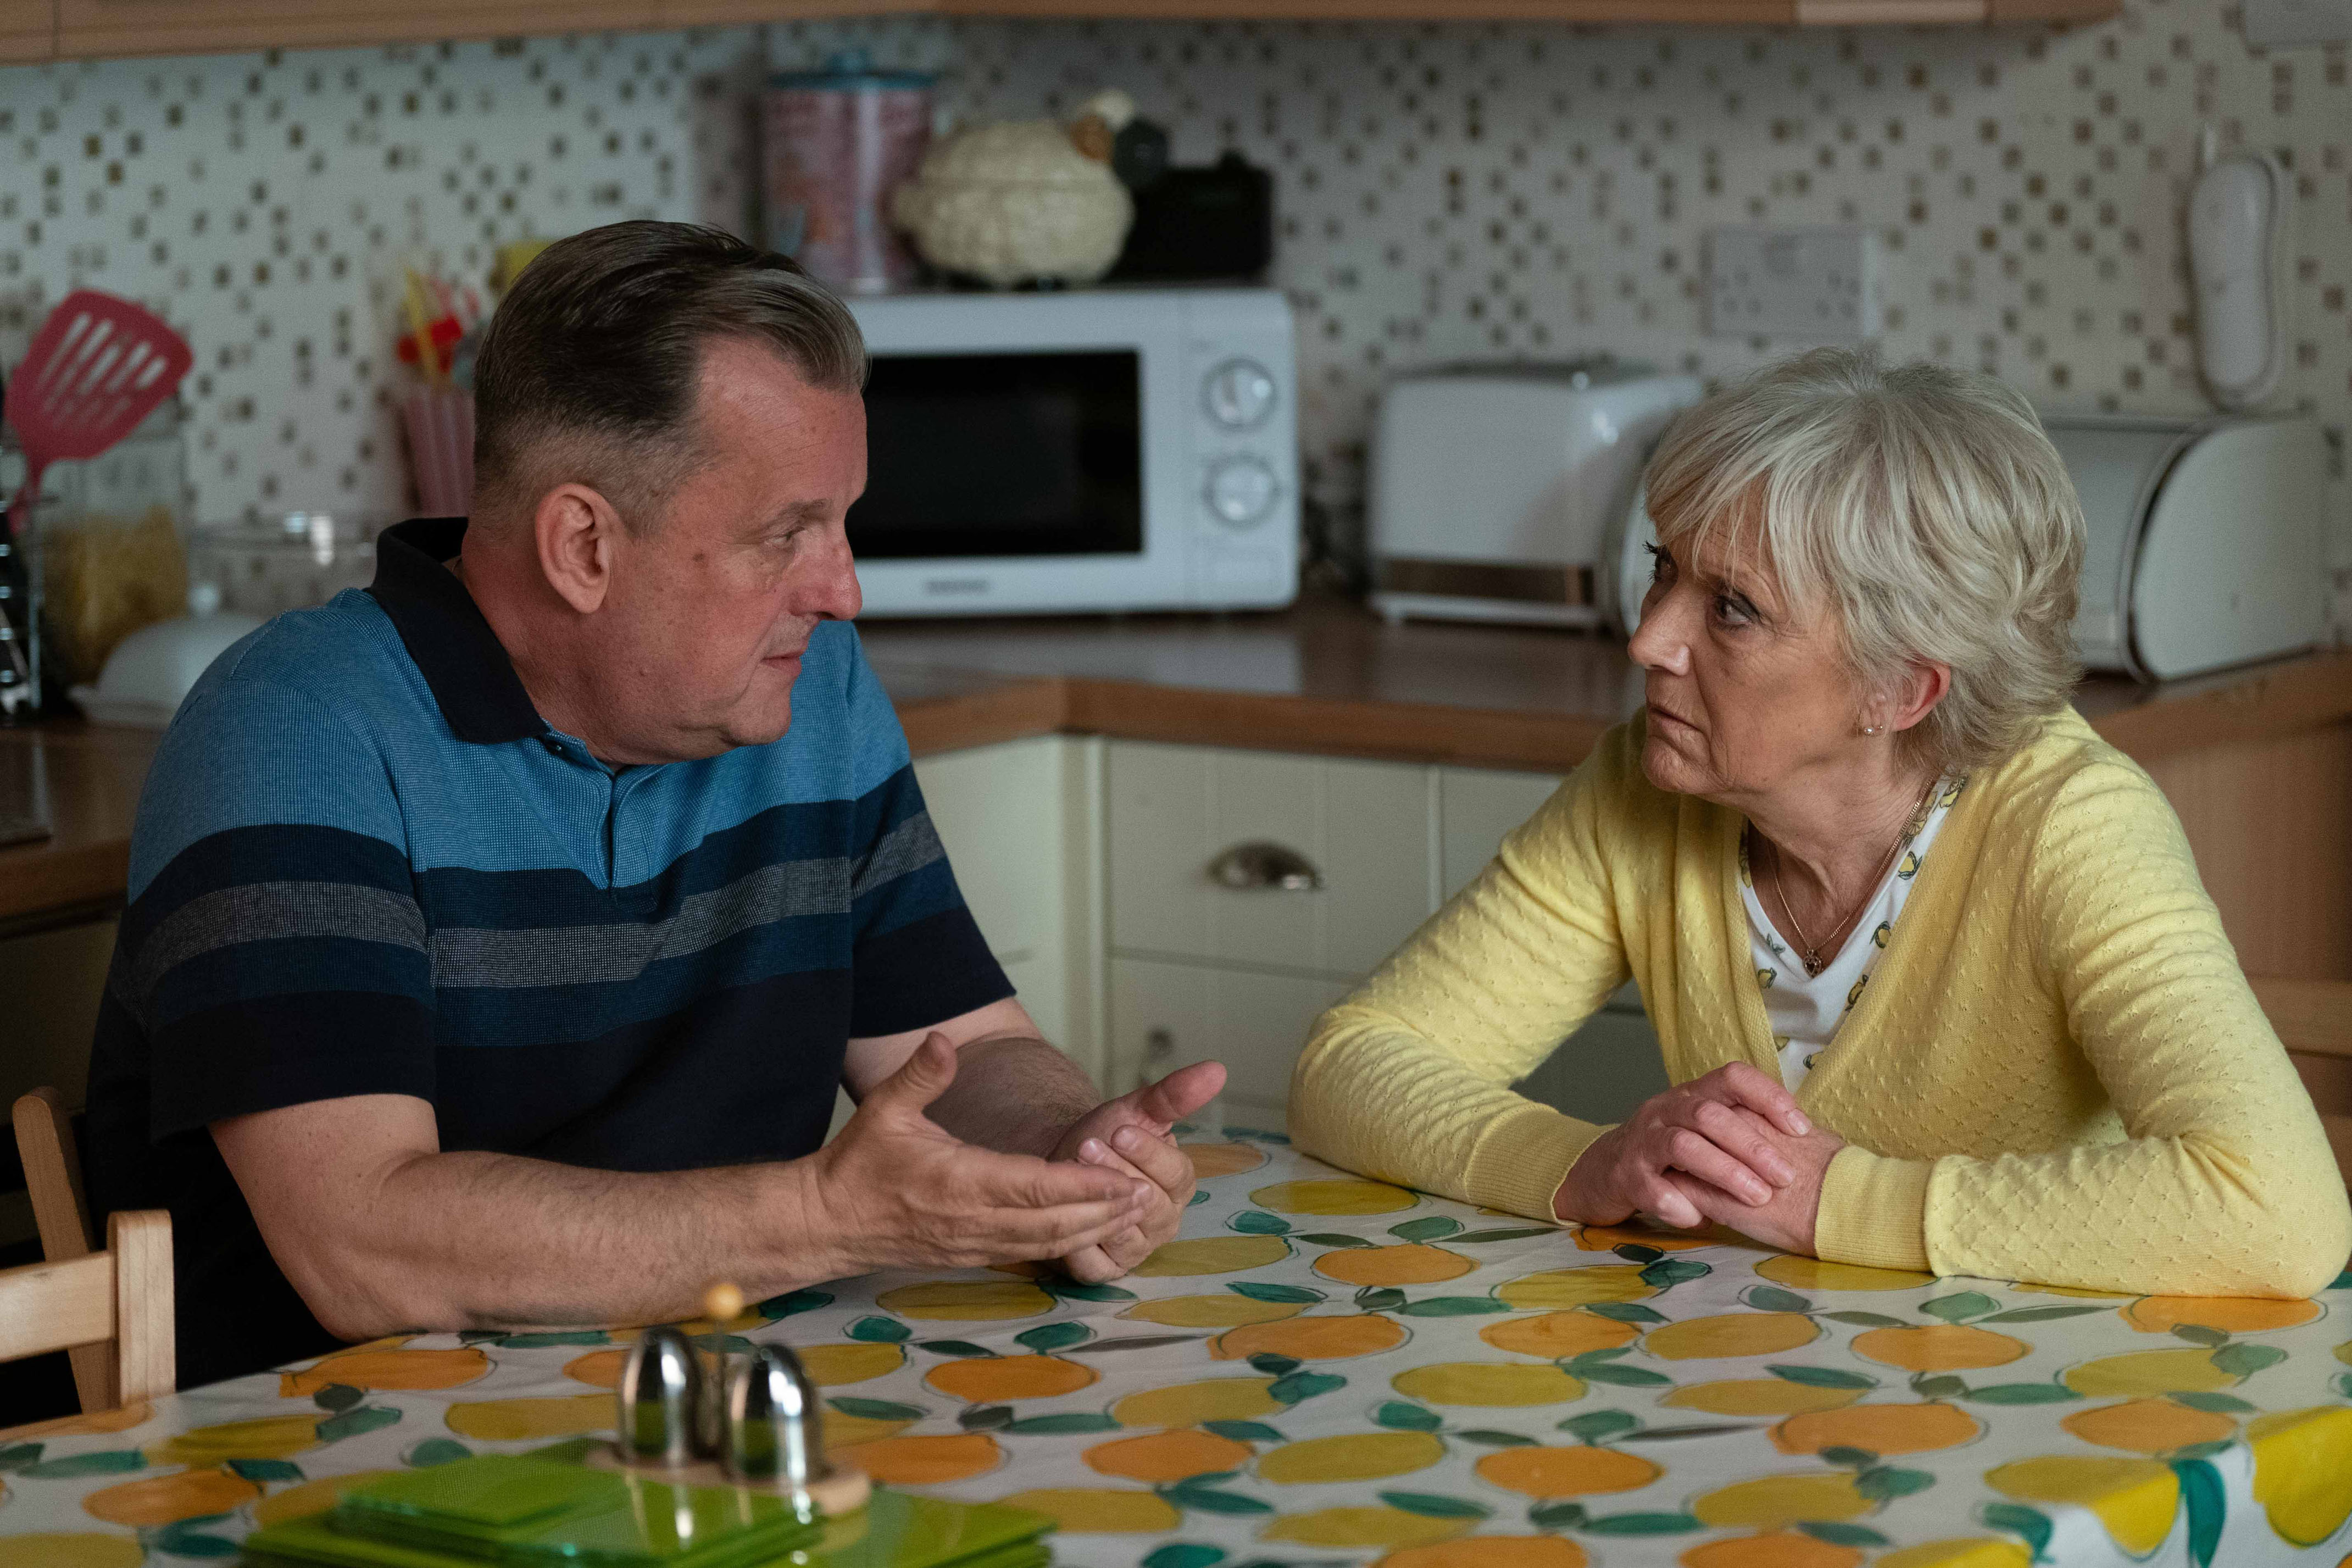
[{"xmin": 1643, "ymin": 348, "xmax": 2086, "ymax": 776}]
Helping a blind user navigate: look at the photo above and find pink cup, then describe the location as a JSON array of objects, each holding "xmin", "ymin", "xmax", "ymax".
[{"xmin": 403, "ymin": 387, "xmax": 475, "ymax": 518}]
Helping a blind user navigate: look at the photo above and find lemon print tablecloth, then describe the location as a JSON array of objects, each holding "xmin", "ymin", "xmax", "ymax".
[{"xmin": 5, "ymin": 1131, "xmax": 2352, "ymax": 1568}]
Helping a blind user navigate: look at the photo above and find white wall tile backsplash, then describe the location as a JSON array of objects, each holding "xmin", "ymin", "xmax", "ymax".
[{"xmin": 1, "ymin": 4, "xmax": 2347, "ymax": 597}]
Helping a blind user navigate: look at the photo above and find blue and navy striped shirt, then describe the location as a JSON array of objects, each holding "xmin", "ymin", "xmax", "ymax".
[{"xmin": 85, "ymin": 518, "xmax": 1010, "ymax": 1386}]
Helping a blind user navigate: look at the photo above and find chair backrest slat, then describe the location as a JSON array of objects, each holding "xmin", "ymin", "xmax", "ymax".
[
  {"xmin": 13, "ymin": 1087, "xmax": 97, "ymax": 1257},
  {"xmin": 0, "ymin": 1252, "xmax": 115, "ymax": 1363},
  {"xmin": 11, "ymin": 1088, "xmax": 113, "ymax": 1411}
]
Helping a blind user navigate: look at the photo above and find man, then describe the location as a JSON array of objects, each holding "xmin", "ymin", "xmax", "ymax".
[{"xmin": 84, "ymin": 221, "xmax": 1225, "ymax": 1388}]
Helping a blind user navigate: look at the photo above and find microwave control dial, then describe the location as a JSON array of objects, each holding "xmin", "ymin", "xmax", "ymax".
[
  {"xmin": 1202, "ymin": 358, "xmax": 1277, "ymax": 431},
  {"xmin": 1204, "ymin": 455, "xmax": 1280, "ymax": 529}
]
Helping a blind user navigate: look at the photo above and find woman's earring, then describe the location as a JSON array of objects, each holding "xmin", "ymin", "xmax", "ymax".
[{"xmin": 1860, "ymin": 724, "xmax": 1882, "ymax": 737}]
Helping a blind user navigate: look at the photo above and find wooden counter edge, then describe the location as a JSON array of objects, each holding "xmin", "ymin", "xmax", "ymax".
[
  {"xmin": 891, "ymin": 669, "xmax": 1620, "ymax": 771},
  {"xmin": 1060, "ymin": 679, "xmax": 1618, "ymax": 772},
  {"xmin": 0, "ymin": 839, "xmax": 130, "ymax": 930},
  {"xmin": 898, "ymin": 676, "xmax": 1072, "ymax": 759},
  {"xmin": 2081, "ymin": 649, "xmax": 2352, "ymax": 767},
  {"xmin": 888, "ymin": 649, "xmax": 2352, "ymax": 773}
]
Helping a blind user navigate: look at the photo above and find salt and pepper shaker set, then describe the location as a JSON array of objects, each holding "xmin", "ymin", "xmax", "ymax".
[
  {"xmin": 614, "ymin": 1325, "xmax": 827, "ymax": 1492},
  {"xmin": 602, "ymin": 1281, "xmax": 864, "ymax": 1509}
]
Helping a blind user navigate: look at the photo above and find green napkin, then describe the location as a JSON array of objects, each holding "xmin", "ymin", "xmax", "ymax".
[
  {"xmin": 806, "ymin": 1489, "xmax": 1053, "ymax": 1568},
  {"xmin": 241, "ymin": 1453, "xmax": 1053, "ymax": 1568}
]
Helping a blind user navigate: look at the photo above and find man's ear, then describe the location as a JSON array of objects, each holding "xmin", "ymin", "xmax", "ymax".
[{"xmin": 532, "ymin": 483, "xmax": 623, "ymax": 614}]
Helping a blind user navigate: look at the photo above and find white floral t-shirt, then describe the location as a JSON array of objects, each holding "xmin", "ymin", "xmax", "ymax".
[{"xmin": 1741, "ymin": 777, "xmax": 1966, "ymax": 1093}]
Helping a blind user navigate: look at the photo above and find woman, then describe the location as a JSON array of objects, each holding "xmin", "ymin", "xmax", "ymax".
[{"xmin": 1292, "ymin": 349, "xmax": 2350, "ymax": 1297}]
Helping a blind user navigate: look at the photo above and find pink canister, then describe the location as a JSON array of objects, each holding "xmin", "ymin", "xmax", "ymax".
[{"xmin": 763, "ymin": 52, "xmax": 933, "ymax": 294}]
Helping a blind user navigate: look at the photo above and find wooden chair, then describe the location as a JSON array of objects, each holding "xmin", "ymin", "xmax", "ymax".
[
  {"xmin": 6, "ymin": 1088, "xmax": 173, "ymax": 1425},
  {"xmin": 2249, "ymin": 977, "xmax": 2352, "ymax": 1188},
  {"xmin": 0, "ymin": 1209, "xmax": 173, "ymax": 1438}
]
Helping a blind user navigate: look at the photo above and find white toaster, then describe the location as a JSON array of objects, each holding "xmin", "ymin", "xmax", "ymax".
[
  {"xmin": 1368, "ymin": 362, "xmax": 1703, "ymax": 628},
  {"xmin": 1608, "ymin": 413, "xmax": 2329, "ymax": 682}
]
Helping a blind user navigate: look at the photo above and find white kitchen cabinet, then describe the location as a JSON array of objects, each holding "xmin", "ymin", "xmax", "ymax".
[
  {"xmin": 1099, "ymin": 741, "xmax": 1665, "ymax": 1133},
  {"xmin": 913, "ymin": 734, "xmax": 1667, "ymax": 1141},
  {"xmin": 829, "ymin": 735, "xmax": 1104, "ymax": 1139},
  {"xmin": 1516, "ymin": 999, "xmax": 1673, "ymax": 1124},
  {"xmin": 1436, "ymin": 765, "xmax": 1564, "ymax": 898},
  {"xmin": 1437, "ymin": 763, "xmax": 1668, "ymax": 1125},
  {"xmin": 915, "ymin": 737, "xmax": 1064, "ymax": 1019},
  {"xmin": 1105, "ymin": 741, "xmax": 1434, "ymax": 979},
  {"xmin": 913, "ymin": 735, "xmax": 1107, "ymax": 1081},
  {"xmin": 1108, "ymin": 955, "xmax": 1348, "ymax": 1132}
]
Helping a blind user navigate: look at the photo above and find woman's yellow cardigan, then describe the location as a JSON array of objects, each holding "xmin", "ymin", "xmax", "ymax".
[{"xmin": 1289, "ymin": 706, "xmax": 2351, "ymax": 1297}]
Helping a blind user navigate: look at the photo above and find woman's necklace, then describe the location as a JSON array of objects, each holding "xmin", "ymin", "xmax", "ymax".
[{"xmin": 1763, "ymin": 775, "xmax": 1942, "ymax": 977}]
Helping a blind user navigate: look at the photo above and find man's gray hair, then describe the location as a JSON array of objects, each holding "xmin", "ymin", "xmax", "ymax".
[
  {"xmin": 1643, "ymin": 348, "xmax": 2086, "ymax": 776},
  {"xmin": 471, "ymin": 220, "xmax": 868, "ymax": 533}
]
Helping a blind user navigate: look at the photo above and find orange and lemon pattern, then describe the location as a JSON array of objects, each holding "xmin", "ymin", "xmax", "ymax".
[{"xmin": 0, "ymin": 1133, "xmax": 2348, "ymax": 1567}]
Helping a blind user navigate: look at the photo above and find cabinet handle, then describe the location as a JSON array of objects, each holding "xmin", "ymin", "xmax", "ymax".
[
  {"xmin": 1206, "ymin": 841, "xmax": 1324, "ymax": 892},
  {"xmin": 1145, "ymin": 1027, "xmax": 1175, "ymax": 1064}
]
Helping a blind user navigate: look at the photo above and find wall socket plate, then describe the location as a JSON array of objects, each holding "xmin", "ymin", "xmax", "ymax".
[
  {"xmin": 2243, "ymin": 0, "xmax": 2352, "ymax": 47},
  {"xmin": 1705, "ymin": 225, "xmax": 1877, "ymax": 342}
]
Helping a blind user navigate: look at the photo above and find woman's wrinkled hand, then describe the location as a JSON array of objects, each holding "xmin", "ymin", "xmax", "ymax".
[
  {"xmin": 1660, "ymin": 1111, "xmax": 1846, "ymax": 1255},
  {"xmin": 1552, "ymin": 1062, "xmax": 1816, "ymax": 1231}
]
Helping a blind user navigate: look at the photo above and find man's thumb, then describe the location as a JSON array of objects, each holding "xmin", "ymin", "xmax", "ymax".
[{"xmin": 874, "ymin": 1032, "xmax": 958, "ymax": 1114}]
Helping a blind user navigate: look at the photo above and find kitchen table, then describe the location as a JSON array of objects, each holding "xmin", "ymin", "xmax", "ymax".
[{"xmin": 2, "ymin": 1132, "xmax": 2349, "ymax": 1568}]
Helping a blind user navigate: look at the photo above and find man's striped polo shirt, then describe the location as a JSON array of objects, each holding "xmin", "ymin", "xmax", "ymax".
[{"xmin": 84, "ymin": 518, "xmax": 1010, "ymax": 1388}]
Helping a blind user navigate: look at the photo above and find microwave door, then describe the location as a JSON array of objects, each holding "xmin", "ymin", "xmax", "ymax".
[{"xmin": 848, "ymin": 349, "xmax": 1144, "ymax": 561}]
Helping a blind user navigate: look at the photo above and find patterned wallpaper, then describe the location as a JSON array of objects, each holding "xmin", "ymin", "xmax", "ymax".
[{"xmin": 1, "ymin": 3, "xmax": 2347, "ymax": 594}]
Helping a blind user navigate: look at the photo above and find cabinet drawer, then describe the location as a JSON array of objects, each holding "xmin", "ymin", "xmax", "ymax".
[
  {"xmin": 1437, "ymin": 765, "xmax": 1563, "ymax": 899},
  {"xmin": 1109, "ymin": 955, "xmax": 1347, "ymax": 1132},
  {"xmin": 1107, "ymin": 742, "xmax": 1433, "ymax": 978}
]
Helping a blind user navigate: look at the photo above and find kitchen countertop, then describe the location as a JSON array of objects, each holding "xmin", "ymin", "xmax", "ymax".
[
  {"xmin": 5, "ymin": 592, "xmax": 2350, "ymax": 930},
  {"xmin": 0, "ymin": 720, "xmax": 164, "ymax": 934},
  {"xmin": 865, "ymin": 593, "xmax": 2352, "ymax": 771}
]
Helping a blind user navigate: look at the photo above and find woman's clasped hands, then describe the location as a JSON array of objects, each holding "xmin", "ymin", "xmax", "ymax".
[{"xmin": 1552, "ymin": 1063, "xmax": 1847, "ymax": 1254}]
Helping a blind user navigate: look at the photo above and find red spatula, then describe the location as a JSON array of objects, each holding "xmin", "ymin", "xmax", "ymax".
[
  {"xmin": 5, "ymin": 290, "xmax": 194, "ymax": 531},
  {"xmin": 1, "ymin": 290, "xmax": 193, "ymax": 714}
]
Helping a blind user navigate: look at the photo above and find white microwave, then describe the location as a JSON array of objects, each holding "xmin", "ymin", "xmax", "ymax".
[{"xmin": 842, "ymin": 287, "xmax": 1299, "ymax": 616}]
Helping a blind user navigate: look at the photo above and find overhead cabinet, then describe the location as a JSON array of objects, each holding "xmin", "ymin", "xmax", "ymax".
[
  {"xmin": 0, "ymin": 0, "xmax": 49, "ymax": 59},
  {"xmin": 30, "ymin": 0, "xmax": 2118, "ymax": 62},
  {"xmin": 53, "ymin": 0, "xmax": 654, "ymax": 56}
]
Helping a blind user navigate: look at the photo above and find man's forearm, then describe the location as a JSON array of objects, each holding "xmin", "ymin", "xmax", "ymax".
[
  {"xmin": 279, "ymin": 1145, "xmax": 835, "ymax": 1340},
  {"xmin": 926, "ymin": 1035, "xmax": 1099, "ymax": 1158},
  {"xmin": 223, "ymin": 1036, "xmax": 1161, "ymax": 1347}
]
